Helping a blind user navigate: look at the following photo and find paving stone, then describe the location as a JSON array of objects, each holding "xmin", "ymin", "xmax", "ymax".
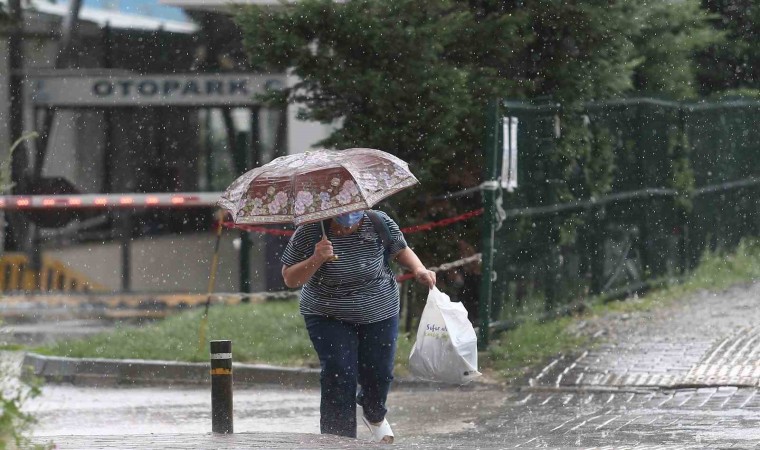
[{"xmin": 418, "ymin": 388, "xmax": 760, "ymax": 448}]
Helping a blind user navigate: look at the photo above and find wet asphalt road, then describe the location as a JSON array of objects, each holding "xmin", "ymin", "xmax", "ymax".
[{"xmin": 12, "ymin": 282, "xmax": 760, "ymax": 448}]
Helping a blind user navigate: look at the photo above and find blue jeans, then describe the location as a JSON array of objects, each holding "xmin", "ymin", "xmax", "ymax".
[{"xmin": 304, "ymin": 314, "xmax": 399, "ymax": 438}]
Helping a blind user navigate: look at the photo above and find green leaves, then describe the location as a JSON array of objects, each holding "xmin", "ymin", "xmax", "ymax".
[
  {"xmin": 632, "ymin": 0, "xmax": 721, "ymax": 99},
  {"xmin": 697, "ymin": 0, "xmax": 760, "ymax": 94},
  {"xmin": 0, "ymin": 361, "xmax": 46, "ymax": 450}
]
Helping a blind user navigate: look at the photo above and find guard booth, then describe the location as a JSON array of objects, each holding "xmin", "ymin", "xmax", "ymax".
[{"xmin": 3, "ymin": 71, "xmax": 291, "ymax": 294}]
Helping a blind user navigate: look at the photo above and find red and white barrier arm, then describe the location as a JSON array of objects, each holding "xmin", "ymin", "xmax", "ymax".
[{"xmin": 0, "ymin": 192, "xmax": 224, "ymax": 210}]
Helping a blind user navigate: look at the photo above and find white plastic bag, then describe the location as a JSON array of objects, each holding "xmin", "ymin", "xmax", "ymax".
[{"xmin": 408, "ymin": 287, "xmax": 482, "ymax": 384}]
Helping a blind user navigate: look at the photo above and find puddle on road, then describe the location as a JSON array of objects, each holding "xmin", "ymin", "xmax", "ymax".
[
  {"xmin": 27, "ymin": 385, "xmax": 321, "ymax": 436},
  {"xmin": 26, "ymin": 383, "xmax": 505, "ymax": 440}
]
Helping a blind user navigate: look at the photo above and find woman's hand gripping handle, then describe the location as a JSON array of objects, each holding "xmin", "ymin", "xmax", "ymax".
[{"xmin": 315, "ymin": 233, "xmax": 338, "ymax": 263}]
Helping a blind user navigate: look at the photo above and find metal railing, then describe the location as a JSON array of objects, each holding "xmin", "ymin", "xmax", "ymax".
[{"xmin": 477, "ymin": 98, "xmax": 760, "ymax": 346}]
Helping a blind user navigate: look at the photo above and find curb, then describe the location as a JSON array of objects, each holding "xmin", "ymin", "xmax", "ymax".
[
  {"xmin": 22, "ymin": 353, "xmax": 496, "ymax": 390},
  {"xmin": 22, "ymin": 353, "xmax": 321, "ymax": 388}
]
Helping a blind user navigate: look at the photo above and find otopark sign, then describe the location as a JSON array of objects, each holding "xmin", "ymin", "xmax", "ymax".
[{"xmin": 27, "ymin": 73, "xmax": 286, "ymax": 107}]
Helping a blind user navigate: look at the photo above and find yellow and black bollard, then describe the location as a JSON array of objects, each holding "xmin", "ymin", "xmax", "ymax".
[{"xmin": 210, "ymin": 340, "xmax": 233, "ymax": 434}]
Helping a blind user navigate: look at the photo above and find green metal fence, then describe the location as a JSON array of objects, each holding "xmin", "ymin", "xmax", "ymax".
[{"xmin": 479, "ymin": 98, "xmax": 760, "ymax": 346}]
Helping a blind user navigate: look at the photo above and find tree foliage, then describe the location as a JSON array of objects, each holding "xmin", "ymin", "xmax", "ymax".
[
  {"xmin": 235, "ymin": 0, "xmax": 720, "ymax": 263},
  {"xmin": 632, "ymin": 0, "xmax": 722, "ymax": 99},
  {"xmin": 697, "ymin": 0, "xmax": 760, "ymax": 94}
]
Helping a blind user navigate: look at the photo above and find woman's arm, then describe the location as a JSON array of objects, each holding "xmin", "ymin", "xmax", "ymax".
[
  {"xmin": 281, "ymin": 235, "xmax": 334, "ymax": 288},
  {"xmin": 394, "ymin": 247, "xmax": 436, "ymax": 288}
]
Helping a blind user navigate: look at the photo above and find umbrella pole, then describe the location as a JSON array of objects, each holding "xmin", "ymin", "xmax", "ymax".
[{"xmin": 199, "ymin": 212, "xmax": 225, "ymax": 353}]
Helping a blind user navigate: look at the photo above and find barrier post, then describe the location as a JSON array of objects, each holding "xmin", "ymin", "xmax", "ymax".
[{"xmin": 210, "ymin": 340, "xmax": 233, "ymax": 434}]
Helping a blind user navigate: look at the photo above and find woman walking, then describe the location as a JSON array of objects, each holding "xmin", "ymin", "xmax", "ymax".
[{"xmin": 281, "ymin": 209, "xmax": 435, "ymax": 443}]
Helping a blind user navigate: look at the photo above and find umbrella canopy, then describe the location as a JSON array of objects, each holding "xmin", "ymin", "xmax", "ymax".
[{"xmin": 219, "ymin": 148, "xmax": 418, "ymax": 226}]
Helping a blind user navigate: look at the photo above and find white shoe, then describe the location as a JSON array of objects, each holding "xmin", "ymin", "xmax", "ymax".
[{"xmin": 361, "ymin": 416, "xmax": 394, "ymax": 443}]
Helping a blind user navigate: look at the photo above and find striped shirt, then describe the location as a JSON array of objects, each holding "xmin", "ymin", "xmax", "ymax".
[{"xmin": 281, "ymin": 210, "xmax": 408, "ymax": 324}]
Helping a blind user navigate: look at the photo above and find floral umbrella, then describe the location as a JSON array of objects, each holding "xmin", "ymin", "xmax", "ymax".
[{"xmin": 218, "ymin": 148, "xmax": 418, "ymax": 226}]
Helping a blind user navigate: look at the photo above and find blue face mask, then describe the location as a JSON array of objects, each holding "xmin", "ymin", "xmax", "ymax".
[{"xmin": 335, "ymin": 211, "xmax": 364, "ymax": 228}]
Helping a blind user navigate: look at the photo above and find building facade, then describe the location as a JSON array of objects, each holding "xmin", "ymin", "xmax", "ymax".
[{"xmin": 0, "ymin": 1, "xmax": 332, "ymax": 293}]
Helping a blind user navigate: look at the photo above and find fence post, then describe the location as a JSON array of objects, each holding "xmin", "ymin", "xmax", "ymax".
[
  {"xmin": 118, "ymin": 211, "xmax": 132, "ymax": 292},
  {"xmin": 405, "ymin": 281, "xmax": 416, "ymax": 333},
  {"xmin": 543, "ymin": 184, "xmax": 559, "ymax": 311},
  {"xmin": 240, "ymin": 231, "xmax": 252, "ymax": 293},
  {"xmin": 210, "ymin": 340, "xmax": 233, "ymax": 434},
  {"xmin": 478, "ymin": 99, "xmax": 500, "ymax": 350},
  {"xmin": 589, "ymin": 205, "xmax": 605, "ymax": 295}
]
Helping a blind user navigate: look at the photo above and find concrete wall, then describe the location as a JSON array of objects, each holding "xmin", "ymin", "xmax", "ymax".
[
  {"xmin": 286, "ymin": 74, "xmax": 335, "ymax": 154},
  {"xmin": 42, "ymin": 111, "xmax": 81, "ymax": 184},
  {"xmin": 45, "ymin": 232, "xmax": 269, "ymax": 293},
  {"xmin": 45, "ymin": 239, "xmax": 121, "ymax": 289}
]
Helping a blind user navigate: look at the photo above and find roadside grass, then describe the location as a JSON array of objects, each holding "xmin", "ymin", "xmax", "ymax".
[
  {"xmin": 36, "ymin": 301, "xmax": 315, "ymax": 366},
  {"xmin": 483, "ymin": 316, "xmax": 586, "ymax": 382},
  {"xmin": 34, "ymin": 239, "xmax": 760, "ymax": 383},
  {"xmin": 35, "ymin": 300, "xmax": 417, "ymax": 375}
]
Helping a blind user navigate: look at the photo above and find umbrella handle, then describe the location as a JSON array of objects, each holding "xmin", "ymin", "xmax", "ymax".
[{"xmin": 319, "ymin": 220, "xmax": 339, "ymax": 262}]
